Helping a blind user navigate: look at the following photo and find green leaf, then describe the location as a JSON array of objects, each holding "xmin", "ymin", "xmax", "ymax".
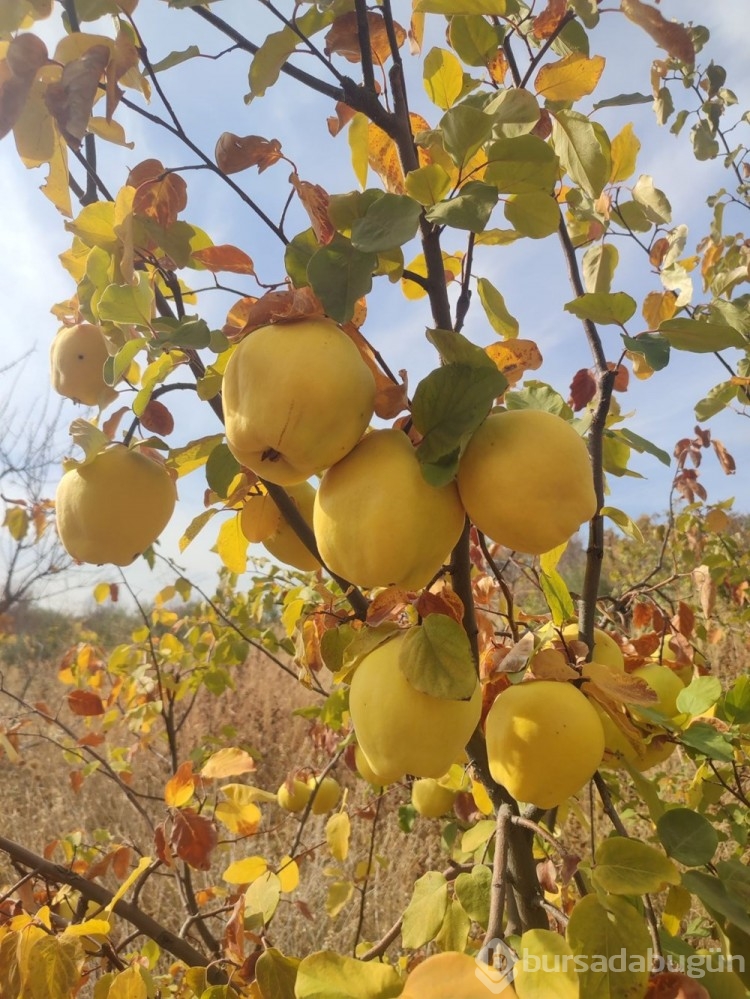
[
  {"xmin": 401, "ymin": 871, "xmax": 450, "ymax": 949},
  {"xmin": 600, "ymin": 506, "xmax": 644, "ymax": 543},
  {"xmin": 247, "ymin": 8, "xmax": 331, "ymax": 100},
  {"xmin": 398, "ymin": 614, "xmax": 477, "ymax": 700},
  {"xmin": 613, "ymin": 200, "xmax": 653, "ymax": 233},
  {"xmin": 435, "ymin": 897, "xmax": 471, "ymax": 953},
  {"xmin": 679, "ymin": 722, "xmax": 735, "ymax": 762},
  {"xmin": 657, "ymin": 808, "xmax": 719, "ymax": 867},
  {"xmin": 103, "ymin": 338, "xmax": 146, "ymax": 387},
  {"xmin": 540, "ymin": 568, "xmax": 575, "ymax": 626},
  {"xmin": 582, "ymin": 243, "xmax": 619, "ymax": 294},
  {"xmin": 566, "ymin": 895, "xmax": 651, "ymax": 999},
  {"xmin": 504, "ymin": 192, "xmax": 560, "ymax": 238},
  {"xmin": 351, "ymin": 194, "xmax": 421, "ymax": 252},
  {"xmin": 412, "ymin": 363, "xmax": 507, "ymax": 465},
  {"xmin": 244, "ymin": 871, "xmax": 281, "ymax": 925},
  {"xmin": 722, "ymin": 675, "xmax": 750, "ymax": 725},
  {"xmin": 205, "ymin": 443, "xmax": 241, "ymax": 499},
  {"xmin": 423, "ymin": 46, "xmax": 464, "ymax": 109},
  {"xmin": 622, "ymin": 333, "xmax": 671, "ymax": 371},
  {"xmin": 98, "ymin": 274, "xmax": 154, "ymax": 327},
  {"xmin": 295, "ymin": 951, "xmax": 402, "ymax": 999},
  {"xmin": 552, "ymin": 109, "xmax": 610, "ymax": 199},
  {"xmin": 694, "ymin": 381, "xmax": 737, "ymax": 421},
  {"xmin": 486, "ymin": 87, "xmax": 541, "ymax": 137},
  {"xmin": 477, "ymin": 278, "xmax": 519, "ymax": 337},
  {"xmin": 592, "ymin": 92, "xmax": 651, "ymax": 111},
  {"xmin": 676, "ymin": 676, "xmax": 723, "ymax": 717},
  {"xmin": 484, "ymin": 134, "xmax": 559, "ymax": 194},
  {"xmin": 307, "ymin": 238, "xmax": 376, "ymax": 324},
  {"xmin": 426, "ymin": 181, "xmax": 498, "ymax": 232},
  {"xmin": 506, "ymin": 381, "xmax": 572, "ymax": 418},
  {"xmin": 405, "ymin": 164, "xmax": 452, "ymax": 206},
  {"xmin": 633, "ymin": 175, "xmax": 672, "ymax": 224},
  {"xmin": 592, "ymin": 836, "xmax": 680, "ymax": 894},
  {"xmin": 514, "ymin": 929, "xmax": 579, "ymax": 999},
  {"xmin": 439, "ymin": 104, "xmax": 493, "ymax": 168},
  {"xmin": 415, "ymin": 0, "xmax": 515, "ymax": 13},
  {"xmin": 617, "ymin": 429, "xmax": 671, "ymax": 466},
  {"xmin": 426, "ymin": 328, "xmax": 498, "ymax": 369},
  {"xmin": 564, "ymin": 292, "xmax": 636, "ymax": 325},
  {"xmin": 658, "ymin": 318, "xmax": 746, "ymax": 353},
  {"xmin": 151, "ymin": 315, "xmax": 212, "ymax": 349},
  {"xmin": 284, "ymin": 228, "xmax": 317, "ymax": 287},
  {"xmin": 448, "ymin": 15, "xmax": 504, "ymax": 67},
  {"xmin": 454, "ymin": 865, "xmax": 491, "ymax": 929},
  {"xmin": 682, "ymin": 872, "xmax": 750, "ymax": 936},
  {"xmin": 150, "ymin": 45, "xmax": 201, "ymax": 73}
]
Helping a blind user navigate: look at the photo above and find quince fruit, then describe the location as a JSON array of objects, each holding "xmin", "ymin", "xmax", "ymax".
[
  {"xmin": 593, "ymin": 702, "xmax": 676, "ymax": 772},
  {"xmin": 348, "ymin": 629, "xmax": 481, "ymax": 781},
  {"xmin": 276, "ymin": 778, "xmax": 312, "ymax": 813},
  {"xmin": 354, "ymin": 744, "xmax": 393, "ymax": 787},
  {"xmin": 222, "ymin": 317, "xmax": 376, "ymax": 485},
  {"xmin": 485, "ymin": 680, "xmax": 605, "ymax": 808},
  {"xmin": 411, "ymin": 778, "xmax": 457, "ymax": 818},
  {"xmin": 314, "ymin": 429, "xmax": 465, "ymax": 590},
  {"xmin": 400, "ymin": 952, "xmax": 517, "ymax": 998},
  {"xmin": 240, "ymin": 482, "xmax": 320, "ymax": 571},
  {"xmin": 50, "ymin": 323, "xmax": 118, "ymax": 408},
  {"xmin": 629, "ymin": 663, "xmax": 684, "ymax": 720},
  {"xmin": 561, "ymin": 623, "xmax": 624, "ymax": 670},
  {"xmin": 306, "ymin": 774, "xmax": 341, "ymax": 814},
  {"xmin": 457, "ymin": 409, "xmax": 597, "ymax": 554},
  {"xmin": 56, "ymin": 445, "xmax": 176, "ymax": 566}
]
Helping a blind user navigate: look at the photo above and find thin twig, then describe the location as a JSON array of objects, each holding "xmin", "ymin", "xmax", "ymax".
[{"xmin": 352, "ymin": 793, "xmax": 383, "ymax": 954}]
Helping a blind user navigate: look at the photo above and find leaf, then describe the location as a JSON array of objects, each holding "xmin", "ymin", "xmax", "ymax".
[
  {"xmin": 582, "ymin": 243, "xmax": 619, "ymax": 294},
  {"xmin": 140, "ymin": 399, "xmax": 174, "ymax": 436},
  {"xmin": 566, "ymin": 895, "xmax": 651, "ymax": 999},
  {"xmin": 569, "ymin": 368, "xmax": 596, "ymax": 410},
  {"xmin": 477, "ymin": 277, "xmax": 519, "ymax": 337},
  {"xmin": 485, "ymin": 134, "xmax": 559, "ymax": 194},
  {"xmin": 592, "ymin": 836, "xmax": 680, "ymax": 895},
  {"xmin": 215, "ymin": 514, "xmax": 248, "ymax": 575},
  {"xmin": 676, "ymin": 676, "xmax": 723, "ymax": 717},
  {"xmin": 535, "ymin": 52, "xmax": 605, "ymax": 103},
  {"xmin": 307, "ymin": 237, "xmax": 376, "ymax": 324},
  {"xmin": 401, "ymin": 871, "xmax": 450, "ymax": 949},
  {"xmin": 593, "ymin": 92, "xmax": 651, "ymax": 111},
  {"xmin": 129, "ymin": 157, "xmax": 187, "ymax": 226},
  {"xmin": 350, "ymin": 194, "xmax": 421, "ymax": 252},
  {"xmin": 642, "ymin": 290, "xmax": 677, "ymax": 330},
  {"xmin": 622, "ymin": 333, "xmax": 670, "ymax": 372},
  {"xmin": 682, "ymin": 871, "xmax": 750, "ymax": 936},
  {"xmin": 658, "ymin": 318, "xmax": 746, "ymax": 353},
  {"xmin": 564, "ymin": 292, "xmax": 636, "ymax": 325},
  {"xmin": 600, "ymin": 506, "xmax": 644, "ymax": 543},
  {"xmin": 222, "ymin": 855, "xmax": 268, "ymax": 885},
  {"xmin": 67, "ymin": 690, "xmax": 105, "ymax": 716},
  {"xmin": 514, "ymin": 929, "xmax": 579, "ymax": 998},
  {"xmin": 0, "ymin": 34, "xmax": 49, "ymax": 140},
  {"xmin": 169, "ymin": 809, "xmax": 217, "ymax": 871},
  {"xmin": 617, "ymin": 428, "xmax": 671, "ymax": 466},
  {"xmin": 164, "ymin": 761, "xmax": 195, "ymax": 808},
  {"xmin": 426, "ymin": 181, "xmax": 499, "ymax": 232},
  {"xmin": 485, "ymin": 339, "xmax": 543, "ymax": 386},
  {"xmin": 404, "ymin": 163, "xmax": 452, "ymax": 206},
  {"xmin": 150, "ymin": 44, "xmax": 201, "ymax": 73},
  {"xmin": 621, "ymin": 0, "xmax": 695, "ymax": 65},
  {"xmin": 679, "ymin": 722, "xmax": 734, "ymax": 762},
  {"xmin": 324, "ymin": 10, "xmax": 405, "ymax": 65},
  {"xmin": 412, "ymin": 363, "xmax": 507, "ymax": 466},
  {"xmin": 657, "ymin": 808, "xmax": 719, "ymax": 867},
  {"xmin": 398, "ymin": 614, "xmax": 477, "ymax": 700},
  {"xmin": 214, "ymin": 132, "xmax": 282, "ymax": 174},
  {"xmin": 245, "ymin": 871, "xmax": 281, "ymax": 924},
  {"xmin": 295, "ymin": 951, "xmax": 402, "ymax": 999},
  {"xmin": 103, "ymin": 965, "xmax": 149, "ymax": 999},
  {"xmin": 256, "ymin": 948, "xmax": 299, "ymax": 999},
  {"xmin": 426, "ymin": 328, "xmax": 498, "ymax": 370},
  {"xmin": 540, "ymin": 568, "xmax": 575, "ymax": 626},
  {"xmin": 44, "ymin": 44, "xmax": 109, "ymax": 148},
  {"xmin": 504, "ymin": 192, "xmax": 560, "ymax": 238},
  {"xmin": 552, "ymin": 109, "xmax": 610, "ymax": 199},
  {"xmin": 454, "ymin": 865, "xmax": 492, "ymax": 928},
  {"xmin": 423, "ymin": 46, "xmax": 464, "ymax": 109},
  {"xmin": 415, "ymin": 0, "xmax": 514, "ymax": 12},
  {"xmin": 191, "ymin": 244, "xmax": 255, "ymax": 275},
  {"xmin": 201, "ymin": 747, "xmax": 256, "ymax": 779},
  {"xmin": 3, "ymin": 507, "xmax": 29, "ymax": 542},
  {"xmin": 632, "ymin": 174, "xmax": 671, "ymax": 224},
  {"xmin": 439, "ymin": 104, "xmax": 493, "ymax": 169},
  {"xmin": 326, "ymin": 812, "xmax": 350, "ymax": 862}
]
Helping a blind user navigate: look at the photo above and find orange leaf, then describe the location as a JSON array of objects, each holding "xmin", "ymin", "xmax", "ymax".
[
  {"xmin": 532, "ymin": 0, "xmax": 568, "ymax": 39},
  {"xmin": 366, "ymin": 587, "xmax": 411, "ymax": 626},
  {"xmin": 327, "ymin": 101, "xmax": 357, "ymax": 137},
  {"xmin": 622, "ymin": 0, "xmax": 695, "ymax": 66},
  {"xmin": 290, "ymin": 172, "xmax": 335, "ymax": 245},
  {"xmin": 154, "ymin": 823, "xmax": 173, "ymax": 867},
  {"xmin": 214, "ymin": 132, "xmax": 283, "ymax": 175},
  {"xmin": 414, "ymin": 588, "xmax": 465, "ymax": 625},
  {"xmin": 165, "ymin": 760, "xmax": 195, "ymax": 808},
  {"xmin": 44, "ymin": 44, "xmax": 110, "ymax": 148},
  {"xmin": 67, "ymin": 690, "xmax": 104, "ymax": 716},
  {"xmin": 129, "ymin": 158, "xmax": 187, "ymax": 227},
  {"xmin": 608, "ymin": 361, "xmax": 630, "ymax": 392},
  {"xmin": 485, "ymin": 339, "xmax": 543, "ymax": 386},
  {"xmin": 169, "ymin": 809, "xmax": 217, "ymax": 871},
  {"xmin": 231, "ymin": 287, "xmax": 325, "ymax": 340},
  {"xmin": 77, "ymin": 731, "xmax": 105, "ymax": 747},
  {"xmin": 140, "ymin": 399, "xmax": 174, "ymax": 436},
  {"xmin": 368, "ymin": 113, "xmax": 431, "ymax": 194},
  {"xmin": 324, "ymin": 11, "xmax": 405, "ymax": 65},
  {"xmin": 192, "ymin": 244, "xmax": 255, "ymax": 275}
]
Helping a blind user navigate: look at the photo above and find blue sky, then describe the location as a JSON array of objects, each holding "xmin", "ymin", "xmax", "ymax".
[{"xmin": 2, "ymin": 0, "xmax": 748, "ymax": 608}]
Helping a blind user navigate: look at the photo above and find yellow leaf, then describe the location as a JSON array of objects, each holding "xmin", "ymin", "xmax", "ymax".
[
  {"xmin": 609, "ymin": 122, "xmax": 640, "ymax": 183},
  {"xmin": 471, "ymin": 778, "xmax": 493, "ymax": 815},
  {"xmin": 326, "ymin": 811, "xmax": 351, "ymax": 862},
  {"xmin": 93, "ymin": 582, "xmax": 111, "ymax": 604},
  {"xmin": 368, "ymin": 113, "xmax": 430, "ymax": 194},
  {"xmin": 485, "ymin": 338, "xmax": 543, "ymax": 385},
  {"xmin": 106, "ymin": 965, "xmax": 149, "ymax": 999},
  {"xmin": 88, "ymin": 116, "xmax": 134, "ymax": 148},
  {"xmin": 277, "ymin": 856, "xmax": 300, "ymax": 893},
  {"xmin": 662, "ymin": 884, "xmax": 692, "ymax": 937},
  {"xmin": 223, "ymin": 855, "xmax": 267, "ymax": 885},
  {"xmin": 326, "ymin": 880, "xmax": 354, "ymax": 918},
  {"xmin": 41, "ymin": 127, "xmax": 72, "ymax": 217},
  {"xmin": 642, "ymin": 289, "xmax": 676, "ymax": 330},
  {"xmin": 401, "ymin": 250, "xmax": 463, "ymax": 300},
  {"xmin": 24, "ymin": 935, "xmax": 82, "ymax": 999},
  {"xmin": 423, "ymin": 47, "xmax": 463, "ymax": 110},
  {"xmin": 216, "ymin": 513, "xmax": 248, "ymax": 574},
  {"xmin": 348, "ymin": 111, "xmax": 369, "ymax": 189},
  {"xmin": 164, "ymin": 761, "xmax": 195, "ymax": 808},
  {"xmin": 61, "ymin": 917, "xmax": 111, "ymax": 939},
  {"xmin": 201, "ymin": 747, "xmax": 256, "ymax": 780},
  {"xmin": 534, "ymin": 52, "xmax": 605, "ymax": 102}
]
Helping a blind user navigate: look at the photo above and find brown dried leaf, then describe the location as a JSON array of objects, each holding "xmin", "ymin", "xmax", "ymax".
[
  {"xmin": 215, "ymin": 132, "xmax": 283, "ymax": 175},
  {"xmin": 169, "ymin": 809, "xmax": 217, "ymax": 871},
  {"xmin": 632, "ymin": 601, "xmax": 654, "ymax": 630},
  {"xmin": 414, "ymin": 588, "xmax": 465, "ymax": 625},
  {"xmin": 290, "ymin": 172, "xmax": 335, "ymax": 245},
  {"xmin": 154, "ymin": 823, "xmax": 173, "ymax": 867},
  {"xmin": 102, "ymin": 406, "xmax": 129, "ymax": 440},
  {"xmin": 44, "ymin": 44, "xmax": 110, "ymax": 148},
  {"xmin": 675, "ymin": 602, "xmax": 695, "ymax": 639},
  {"xmin": 528, "ymin": 648, "xmax": 578, "ymax": 682},
  {"xmin": 367, "ymin": 587, "xmax": 411, "ymax": 626},
  {"xmin": 608, "ymin": 361, "xmax": 630, "ymax": 392},
  {"xmin": 644, "ymin": 971, "xmax": 709, "ymax": 999},
  {"xmin": 368, "ymin": 114, "xmax": 431, "ymax": 194},
  {"xmin": 1, "ymin": 34, "xmax": 49, "ymax": 139},
  {"xmin": 649, "ymin": 237, "xmax": 670, "ymax": 268},
  {"xmin": 536, "ymin": 857, "xmax": 558, "ymax": 893},
  {"xmin": 532, "ymin": 0, "xmax": 568, "ymax": 40},
  {"xmin": 67, "ymin": 689, "xmax": 105, "ymax": 716},
  {"xmin": 324, "ymin": 11, "xmax": 405, "ymax": 65},
  {"xmin": 569, "ymin": 367, "xmax": 597, "ymax": 410},
  {"xmin": 583, "ymin": 661, "xmax": 657, "ymax": 705},
  {"xmin": 712, "ymin": 437, "xmax": 736, "ymax": 475},
  {"xmin": 691, "ymin": 565, "xmax": 716, "ymax": 618},
  {"xmin": 621, "ymin": 0, "xmax": 695, "ymax": 66},
  {"xmin": 140, "ymin": 399, "xmax": 174, "ymax": 436},
  {"xmin": 674, "ymin": 469, "xmax": 707, "ymax": 504},
  {"xmin": 327, "ymin": 101, "xmax": 356, "ymax": 137},
  {"xmin": 192, "ymin": 244, "xmax": 255, "ymax": 276},
  {"xmin": 106, "ymin": 28, "xmax": 138, "ymax": 121},
  {"xmin": 131, "ymin": 163, "xmax": 187, "ymax": 227},
  {"xmin": 231, "ymin": 287, "xmax": 325, "ymax": 341}
]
